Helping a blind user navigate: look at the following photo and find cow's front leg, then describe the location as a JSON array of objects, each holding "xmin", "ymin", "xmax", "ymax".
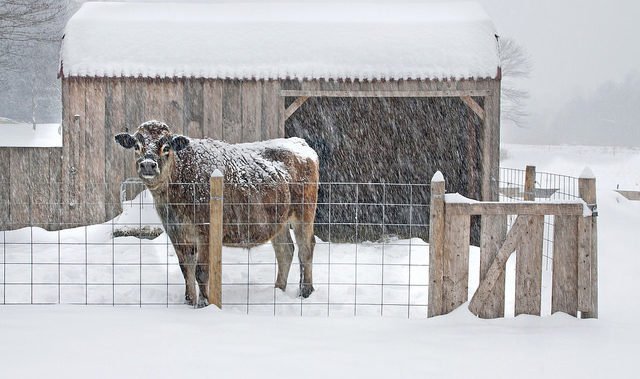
[{"xmin": 175, "ymin": 244, "xmax": 198, "ymax": 306}]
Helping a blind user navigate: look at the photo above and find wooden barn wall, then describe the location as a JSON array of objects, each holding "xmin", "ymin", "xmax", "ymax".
[{"xmin": 0, "ymin": 78, "xmax": 284, "ymax": 231}]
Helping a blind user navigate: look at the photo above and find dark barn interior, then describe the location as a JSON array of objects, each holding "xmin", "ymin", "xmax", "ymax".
[{"xmin": 286, "ymin": 96, "xmax": 484, "ymax": 243}]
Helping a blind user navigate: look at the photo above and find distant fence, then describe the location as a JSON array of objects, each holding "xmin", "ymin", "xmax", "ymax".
[{"xmin": 428, "ymin": 168, "xmax": 598, "ymax": 319}]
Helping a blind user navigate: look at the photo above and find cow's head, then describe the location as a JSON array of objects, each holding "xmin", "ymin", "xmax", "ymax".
[{"xmin": 115, "ymin": 120, "xmax": 189, "ymax": 184}]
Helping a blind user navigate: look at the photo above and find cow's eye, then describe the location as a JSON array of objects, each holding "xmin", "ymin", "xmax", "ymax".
[{"xmin": 162, "ymin": 145, "xmax": 171, "ymax": 154}]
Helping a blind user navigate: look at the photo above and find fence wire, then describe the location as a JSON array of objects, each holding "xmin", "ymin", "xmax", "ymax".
[
  {"xmin": 0, "ymin": 180, "xmax": 430, "ymax": 318},
  {"xmin": 499, "ymin": 167, "xmax": 581, "ymax": 269}
]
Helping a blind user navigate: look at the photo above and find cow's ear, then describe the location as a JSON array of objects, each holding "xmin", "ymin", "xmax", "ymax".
[
  {"xmin": 171, "ymin": 135, "xmax": 190, "ymax": 152},
  {"xmin": 115, "ymin": 133, "xmax": 137, "ymax": 149}
]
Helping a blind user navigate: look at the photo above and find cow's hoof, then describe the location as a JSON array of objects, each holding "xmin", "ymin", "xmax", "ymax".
[
  {"xmin": 275, "ymin": 282, "xmax": 287, "ymax": 292},
  {"xmin": 299, "ymin": 284, "xmax": 314, "ymax": 299},
  {"xmin": 196, "ymin": 297, "xmax": 209, "ymax": 308},
  {"xmin": 184, "ymin": 295, "xmax": 196, "ymax": 306}
]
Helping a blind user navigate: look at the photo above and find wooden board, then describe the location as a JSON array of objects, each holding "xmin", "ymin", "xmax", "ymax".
[
  {"xmin": 241, "ymin": 80, "xmax": 262, "ymax": 142},
  {"xmin": 0, "ymin": 149, "xmax": 11, "ymax": 228},
  {"xmin": 184, "ymin": 78, "xmax": 204, "ymax": 138},
  {"xmin": 446, "ymin": 202, "xmax": 584, "ymax": 216},
  {"xmin": 261, "ymin": 80, "xmax": 282, "ymax": 139},
  {"xmin": 29, "ymin": 148, "xmax": 50, "ymax": 226},
  {"xmin": 105, "ymin": 79, "xmax": 126, "ymax": 219},
  {"xmin": 161, "ymin": 79, "xmax": 184, "ymax": 134},
  {"xmin": 515, "ymin": 215, "xmax": 544, "ymax": 316},
  {"xmin": 9, "ymin": 148, "xmax": 31, "ymax": 227},
  {"xmin": 577, "ymin": 215, "xmax": 593, "ymax": 314},
  {"xmin": 552, "ymin": 215, "xmax": 579, "ymax": 316},
  {"xmin": 203, "ymin": 80, "xmax": 223, "ymax": 140},
  {"xmin": 442, "ymin": 214, "xmax": 470, "ymax": 314},
  {"xmin": 222, "ymin": 80, "xmax": 242, "ymax": 143},
  {"xmin": 85, "ymin": 78, "xmax": 107, "ymax": 224},
  {"xmin": 477, "ymin": 214, "xmax": 507, "ymax": 318}
]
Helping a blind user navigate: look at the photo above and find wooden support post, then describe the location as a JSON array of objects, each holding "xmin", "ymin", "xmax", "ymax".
[
  {"xmin": 209, "ymin": 170, "xmax": 224, "ymax": 309},
  {"xmin": 284, "ymin": 96, "xmax": 310, "ymax": 121},
  {"xmin": 428, "ymin": 171, "xmax": 446, "ymax": 317},
  {"xmin": 460, "ymin": 95, "xmax": 485, "ymax": 121},
  {"xmin": 515, "ymin": 215, "xmax": 544, "ymax": 316},
  {"xmin": 524, "ymin": 165, "xmax": 536, "ymax": 201},
  {"xmin": 551, "ymin": 215, "xmax": 579, "ymax": 317},
  {"xmin": 579, "ymin": 169, "xmax": 598, "ymax": 318}
]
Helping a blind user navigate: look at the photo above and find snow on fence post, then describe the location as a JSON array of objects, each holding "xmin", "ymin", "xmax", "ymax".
[
  {"xmin": 579, "ymin": 168, "xmax": 598, "ymax": 318},
  {"xmin": 427, "ymin": 171, "xmax": 445, "ymax": 317},
  {"xmin": 209, "ymin": 170, "xmax": 224, "ymax": 309}
]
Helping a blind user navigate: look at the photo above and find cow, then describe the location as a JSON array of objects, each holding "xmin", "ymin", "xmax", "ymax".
[{"xmin": 115, "ymin": 120, "xmax": 319, "ymax": 307}]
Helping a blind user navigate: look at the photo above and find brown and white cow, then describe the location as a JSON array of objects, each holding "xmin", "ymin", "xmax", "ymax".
[{"xmin": 115, "ymin": 120, "xmax": 319, "ymax": 307}]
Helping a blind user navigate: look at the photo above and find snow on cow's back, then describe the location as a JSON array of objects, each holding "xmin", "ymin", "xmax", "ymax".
[{"xmin": 240, "ymin": 137, "xmax": 319, "ymax": 164}]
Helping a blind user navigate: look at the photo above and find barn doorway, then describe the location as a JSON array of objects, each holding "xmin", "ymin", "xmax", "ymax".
[{"xmin": 285, "ymin": 96, "xmax": 483, "ymax": 243}]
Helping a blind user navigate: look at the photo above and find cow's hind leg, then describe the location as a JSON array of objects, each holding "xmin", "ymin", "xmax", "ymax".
[
  {"xmin": 272, "ymin": 226, "xmax": 294, "ymax": 291},
  {"xmin": 293, "ymin": 221, "xmax": 315, "ymax": 298},
  {"xmin": 195, "ymin": 228, "xmax": 210, "ymax": 308}
]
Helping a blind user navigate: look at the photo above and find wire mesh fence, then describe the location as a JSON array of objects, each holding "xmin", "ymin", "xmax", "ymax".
[
  {"xmin": 0, "ymin": 180, "xmax": 430, "ymax": 317},
  {"xmin": 499, "ymin": 167, "xmax": 581, "ymax": 269}
]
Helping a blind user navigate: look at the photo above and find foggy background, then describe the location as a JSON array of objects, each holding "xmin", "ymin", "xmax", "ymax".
[{"xmin": 1, "ymin": 0, "xmax": 638, "ymax": 146}]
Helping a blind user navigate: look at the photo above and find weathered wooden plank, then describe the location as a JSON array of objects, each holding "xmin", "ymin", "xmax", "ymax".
[
  {"xmin": 48, "ymin": 149, "xmax": 63, "ymax": 229},
  {"xmin": 446, "ymin": 202, "xmax": 585, "ymax": 216},
  {"xmin": 427, "ymin": 174, "xmax": 445, "ymax": 317},
  {"xmin": 29, "ymin": 148, "xmax": 50, "ymax": 227},
  {"xmin": 222, "ymin": 80, "xmax": 242, "ymax": 143},
  {"xmin": 552, "ymin": 215, "xmax": 579, "ymax": 317},
  {"xmin": 67, "ymin": 77, "xmax": 86, "ymax": 227},
  {"xmin": 203, "ymin": 80, "xmax": 223, "ymax": 140},
  {"xmin": 577, "ymin": 216, "xmax": 593, "ymax": 314},
  {"xmin": 280, "ymin": 89, "xmax": 492, "ymax": 98},
  {"xmin": 469, "ymin": 215, "xmax": 526, "ymax": 316},
  {"xmin": 443, "ymin": 214, "xmax": 470, "ymax": 314},
  {"xmin": 161, "ymin": 79, "xmax": 184, "ymax": 134},
  {"xmin": 460, "ymin": 96, "xmax": 485, "ymax": 121},
  {"xmin": 284, "ymin": 96, "xmax": 309, "ymax": 121},
  {"xmin": 515, "ymin": 215, "xmax": 544, "ymax": 316},
  {"xmin": 184, "ymin": 78, "xmax": 204, "ymax": 138},
  {"xmin": 0, "ymin": 149, "xmax": 11, "ymax": 228},
  {"xmin": 579, "ymin": 175, "xmax": 598, "ymax": 318},
  {"xmin": 9, "ymin": 148, "xmax": 31, "ymax": 228},
  {"xmin": 260, "ymin": 80, "xmax": 281, "ymax": 139},
  {"xmin": 524, "ymin": 165, "xmax": 536, "ymax": 201},
  {"xmin": 85, "ymin": 78, "xmax": 107, "ymax": 224},
  {"xmin": 144, "ymin": 79, "xmax": 165, "ymax": 123},
  {"xmin": 105, "ymin": 79, "xmax": 126, "ymax": 219},
  {"xmin": 241, "ymin": 80, "xmax": 262, "ymax": 142},
  {"xmin": 125, "ymin": 78, "xmax": 146, "ymax": 131},
  {"xmin": 477, "ymin": 214, "xmax": 507, "ymax": 318}
]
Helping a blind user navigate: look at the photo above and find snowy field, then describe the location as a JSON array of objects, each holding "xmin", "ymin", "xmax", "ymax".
[{"xmin": 2, "ymin": 143, "xmax": 640, "ymax": 378}]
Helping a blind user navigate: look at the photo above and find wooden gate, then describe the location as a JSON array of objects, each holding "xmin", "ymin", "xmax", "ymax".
[{"xmin": 428, "ymin": 171, "xmax": 598, "ymax": 319}]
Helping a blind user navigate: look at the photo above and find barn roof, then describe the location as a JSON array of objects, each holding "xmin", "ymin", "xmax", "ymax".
[{"xmin": 59, "ymin": 2, "xmax": 500, "ymax": 81}]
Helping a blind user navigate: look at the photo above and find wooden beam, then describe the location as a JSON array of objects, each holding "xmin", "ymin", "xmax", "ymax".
[
  {"xmin": 446, "ymin": 201, "xmax": 585, "ymax": 216},
  {"xmin": 460, "ymin": 96, "xmax": 485, "ymax": 120},
  {"xmin": 209, "ymin": 171, "xmax": 224, "ymax": 309},
  {"xmin": 284, "ymin": 96, "xmax": 309, "ymax": 121},
  {"xmin": 280, "ymin": 89, "xmax": 492, "ymax": 98},
  {"xmin": 428, "ymin": 174, "xmax": 446, "ymax": 317}
]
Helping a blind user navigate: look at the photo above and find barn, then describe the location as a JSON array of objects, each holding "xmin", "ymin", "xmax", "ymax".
[{"xmin": 1, "ymin": 1, "xmax": 501, "ymax": 236}]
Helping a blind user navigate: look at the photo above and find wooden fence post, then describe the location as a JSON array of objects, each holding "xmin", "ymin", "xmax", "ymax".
[
  {"xmin": 579, "ymin": 168, "xmax": 598, "ymax": 318},
  {"xmin": 524, "ymin": 165, "xmax": 536, "ymax": 201},
  {"xmin": 209, "ymin": 170, "xmax": 224, "ymax": 308},
  {"xmin": 428, "ymin": 171, "xmax": 445, "ymax": 317}
]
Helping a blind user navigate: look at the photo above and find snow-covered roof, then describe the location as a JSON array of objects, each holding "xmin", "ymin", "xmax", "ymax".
[{"xmin": 60, "ymin": 2, "xmax": 500, "ymax": 81}]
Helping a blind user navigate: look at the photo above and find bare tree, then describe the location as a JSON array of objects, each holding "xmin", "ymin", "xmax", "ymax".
[{"xmin": 498, "ymin": 37, "xmax": 532, "ymax": 128}]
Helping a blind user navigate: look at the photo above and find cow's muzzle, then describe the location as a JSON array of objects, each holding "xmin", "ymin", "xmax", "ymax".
[{"xmin": 139, "ymin": 159, "xmax": 159, "ymax": 179}]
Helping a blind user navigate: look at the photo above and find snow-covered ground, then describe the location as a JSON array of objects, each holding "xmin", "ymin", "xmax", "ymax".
[{"xmin": 2, "ymin": 143, "xmax": 640, "ymax": 378}]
